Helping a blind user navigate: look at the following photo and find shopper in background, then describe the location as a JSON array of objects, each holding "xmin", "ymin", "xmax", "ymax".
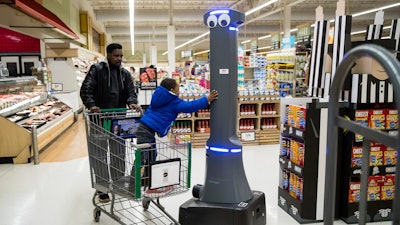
[
  {"xmin": 133, "ymin": 78, "xmax": 218, "ymax": 197},
  {"xmin": 130, "ymin": 66, "xmax": 140, "ymax": 93},
  {"xmin": 80, "ymin": 43, "xmax": 141, "ymax": 203}
]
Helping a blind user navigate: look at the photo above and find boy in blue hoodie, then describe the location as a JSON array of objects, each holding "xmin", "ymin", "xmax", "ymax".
[{"xmin": 135, "ymin": 78, "xmax": 218, "ymax": 196}]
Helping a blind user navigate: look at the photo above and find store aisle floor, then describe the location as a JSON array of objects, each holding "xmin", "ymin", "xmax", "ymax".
[{"xmin": 0, "ymin": 116, "xmax": 391, "ymax": 225}]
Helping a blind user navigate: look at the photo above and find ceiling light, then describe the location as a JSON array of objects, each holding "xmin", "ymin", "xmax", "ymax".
[
  {"xmin": 245, "ymin": 0, "xmax": 278, "ymax": 16},
  {"xmin": 162, "ymin": 31, "xmax": 210, "ymax": 55},
  {"xmin": 353, "ymin": 2, "xmax": 400, "ymax": 17},
  {"xmin": 194, "ymin": 50, "xmax": 210, "ymax": 56},
  {"xmin": 241, "ymin": 40, "xmax": 251, "ymax": 44},
  {"xmin": 351, "ymin": 25, "xmax": 391, "ymax": 35},
  {"xmin": 258, "ymin": 34, "xmax": 271, "ymax": 40},
  {"xmin": 129, "ymin": 0, "xmax": 134, "ymax": 54},
  {"xmin": 163, "ymin": 0, "xmax": 280, "ymax": 55}
]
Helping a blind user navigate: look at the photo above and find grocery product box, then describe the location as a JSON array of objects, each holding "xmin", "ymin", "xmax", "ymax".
[
  {"xmin": 354, "ymin": 110, "xmax": 369, "ymax": 142},
  {"xmin": 349, "ymin": 182, "xmax": 360, "ymax": 203},
  {"xmin": 385, "ymin": 109, "xmax": 398, "ymax": 130},
  {"xmin": 369, "ymin": 145, "xmax": 384, "ymax": 166},
  {"xmin": 351, "ymin": 146, "xmax": 362, "ymax": 168},
  {"xmin": 368, "ymin": 176, "xmax": 384, "ymax": 201},
  {"xmin": 381, "ymin": 175, "xmax": 395, "ymax": 200},
  {"xmin": 384, "ymin": 146, "xmax": 397, "ymax": 166},
  {"xmin": 369, "ymin": 109, "xmax": 386, "ymax": 130}
]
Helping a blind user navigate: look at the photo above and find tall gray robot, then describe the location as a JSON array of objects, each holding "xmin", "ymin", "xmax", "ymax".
[{"xmin": 179, "ymin": 9, "xmax": 266, "ymax": 225}]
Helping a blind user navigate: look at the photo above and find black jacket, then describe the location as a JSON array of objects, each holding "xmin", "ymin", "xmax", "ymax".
[{"xmin": 80, "ymin": 60, "xmax": 138, "ymax": 109}]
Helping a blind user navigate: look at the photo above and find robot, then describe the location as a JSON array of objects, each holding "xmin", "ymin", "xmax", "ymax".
[{"xmin": 179, "ymin": 9, "xmax": 266, "ymax": 225}]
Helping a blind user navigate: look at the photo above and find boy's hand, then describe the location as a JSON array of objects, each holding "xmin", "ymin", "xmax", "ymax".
[
  {"xmin": 207, "ymin": 90, "xmax": 218, "ymax": 103},
  {"xmin": 129, "ymin": 104, "xmax": 143, "ymax": 113}
]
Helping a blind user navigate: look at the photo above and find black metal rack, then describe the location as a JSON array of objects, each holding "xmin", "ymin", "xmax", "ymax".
[{"xmin": 323, "ymin": 44, "xmax": 400, "ymax": 225}]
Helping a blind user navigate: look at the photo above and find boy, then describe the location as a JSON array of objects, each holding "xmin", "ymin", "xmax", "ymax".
[{"xmin": 135, "ymin": 78, "xmax": 218, "ymax": 196}]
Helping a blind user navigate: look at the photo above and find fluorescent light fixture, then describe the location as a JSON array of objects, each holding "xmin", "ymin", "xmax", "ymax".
[
  {"xmin": 241, "ymin": 39, "xmax": 251, "ymax": 44},
  {"xmin": 351, "ymin": 30, "xmax": 367, "ymax": 35},
  {"xmin": 129, "ymin": 0, "xmax": 134, "ymax": 54},
  {"xmin": 193, "ymin": 49, "xmax": 210, "ymax": 55},
  {"xmin": 258, "ymin": 34, "xmax": 271, "ymax": 40},
  {"xmin": 353, "ymin": 2, "xmax": 400, "ymax": 17},
  {"xmin": 258, "ymin": 46, "xmax": 271, "ymax": 50},
  {"xmin": 162, "ymin": 31, "xmax": 210, "ymax": 55},
  {"xmin": 351, "ymin": 25, "xmax": 391, "ymax": 36},
  {"xmin": 245, "ymin": 0, "xmax": 278, "ymax": 16},
  {"xmin": 163, "ymin": 0, "xmax": 279, "ymax": 55}
]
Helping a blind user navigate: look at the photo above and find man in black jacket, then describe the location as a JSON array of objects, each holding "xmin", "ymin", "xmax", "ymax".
[{"xmin": 80, "ymin": 43, "xmax": 141, "ymax": 203}]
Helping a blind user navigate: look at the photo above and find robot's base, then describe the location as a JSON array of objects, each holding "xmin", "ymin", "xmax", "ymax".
[{"xmin": 179, "ymin": 191, "xmax": 266, "ymax": 225}]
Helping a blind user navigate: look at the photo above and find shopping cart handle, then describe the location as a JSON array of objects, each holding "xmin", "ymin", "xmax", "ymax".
[
  {"xmin": 135, "ymin": 143, "xmax": 152, "ymax": 149},
  {"xmin": 100, "ymin": 108, "xmax": 128, "ymax": 113}
]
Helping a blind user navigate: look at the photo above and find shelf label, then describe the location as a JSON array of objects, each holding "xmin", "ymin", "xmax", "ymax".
[
  {"xmin": 294, "ymin": 165, "xmax": 302, "ymax": 174},
  {"xmin": 290, "ymin": 205, "xmax": 299, "ymax": 216},
  {"xmin": 385, "ymin": 166, "xmax": 396, "ymax": 173},
  {"xmin": 288, "ymin": 161, "xmax": 292, "ymax": 169},
  {"xmin": 241, "ymin": 132, "xmax": 255, "ymax": 141},
  {"xmin": 279, "ymin": 196, "xmax": 286, "ymax": 206},
  {"xmin": 295, "ymin": 129, "xmax": 303, "ymax": 138},
  {"xmin": 289, "ymin": 126, "xmax": 293, "ymax": 134},
  {"xmin": 219, "ymin": 69, "xmax": 229, "ymax": 74},
  {"xmin": 279, "ymin": 157, "xmax": 286, "ymax": 165}
]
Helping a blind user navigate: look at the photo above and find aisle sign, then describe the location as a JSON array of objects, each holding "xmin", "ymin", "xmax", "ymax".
[
  {"xmin": 271, "ymin": 32, "xmax": 281, "ymax": 43},
  {"xmin": 296, "ymin": 24, "xmax": 311, "ymax": 38},
  {"xmin": 250, "ymin": 40, "xmax": 258, "ymax": 54},
  {"xmin": 271, "ymin": 32, "xmax": 282, "ymax": 50},
  {"xmin": 282, "ymin": 36, "xmax": 295, "ymax": 49}
]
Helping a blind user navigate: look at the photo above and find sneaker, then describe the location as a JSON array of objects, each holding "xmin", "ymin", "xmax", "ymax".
[
  {"xmin": 143, "ymin": 186, "xmax": 174, "ymax": 198},
  {"xmin": 98, "ymin": 193, "xmax": 110, "ymax": 203}
]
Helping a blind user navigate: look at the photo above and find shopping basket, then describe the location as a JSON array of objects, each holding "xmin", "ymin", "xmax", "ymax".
[{"xmin": 83, "ymin": 108, "xmax": 192, "ymax": 225}]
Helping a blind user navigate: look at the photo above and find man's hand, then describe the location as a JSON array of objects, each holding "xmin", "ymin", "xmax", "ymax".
[
  {"xmin": 90, "ymin": 106, "xmax": 100, "ymax": 113},
  {"xmin": 129, "ymin": 104, "xmax": 142, "ymax": 113}
]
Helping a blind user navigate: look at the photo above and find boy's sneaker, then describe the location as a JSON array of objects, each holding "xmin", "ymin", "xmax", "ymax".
[
  {"xmin": 143, "ymin": 186, "xmax": 174, "ymax": 198},
  {"xmin": 98, "ymin": 193, "xmax": 110, "ymax": 203}
]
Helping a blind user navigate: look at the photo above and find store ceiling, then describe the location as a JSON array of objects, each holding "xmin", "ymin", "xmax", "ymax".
[{"xmin": 86, "ymin": 0, "xmax": 400, "ymax": 59}]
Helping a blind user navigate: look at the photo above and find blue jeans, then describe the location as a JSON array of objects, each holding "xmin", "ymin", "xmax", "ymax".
[
  {"xmin": 136, "ymin": 122, "xmax": 157, "ymax": 164},
  {"xmin": 130, "ymin": 122, "xmax": 157, "ymax": 189}
]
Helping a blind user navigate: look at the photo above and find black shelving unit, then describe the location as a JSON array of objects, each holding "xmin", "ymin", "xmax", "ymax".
[
  {"xmin": 278, "ymin": 99, "xmax": 326, "ymax": 223},
  {"xmin": 337, "ymin": 101, "xmax": 397, "ymax": 223}
]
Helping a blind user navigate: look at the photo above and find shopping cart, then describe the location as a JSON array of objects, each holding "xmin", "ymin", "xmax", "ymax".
[{"xmin": 83, "ymin": 108, "xmax": 192, "ymax": 225}]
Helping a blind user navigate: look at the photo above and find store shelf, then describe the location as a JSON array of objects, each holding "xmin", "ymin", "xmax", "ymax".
[
  {"xmin": 170, "ymin": 95, "xmax": 280, "ymax": 147},
  {"xmin": 278, "ymin": 98, "xmax": 327, "ymax": 223}
]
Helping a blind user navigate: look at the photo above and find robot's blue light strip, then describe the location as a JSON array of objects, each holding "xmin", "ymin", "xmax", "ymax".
[
  {"xmin": 206, "ymin": 146, "xmax": 242, "ymax": 153},
  {"xmin": 210, "ymin": 10, "xmax": 229, "ymax": 15},
  {"xmin": 229, "ymin": 27, "xmax": 238, "ymax": 31},
  {"xmin": 231, "ymin": 148, "xmax": 242, "ymax": 153}
]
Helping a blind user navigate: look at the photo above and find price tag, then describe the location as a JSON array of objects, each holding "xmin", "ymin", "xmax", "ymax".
[
  {"xmin": 241, "ymin": 132, "xmax": 255, "ymax": 141},
  {"xmin": 295, "ymin": 129, "xmax": 303, "ymax": 138}
]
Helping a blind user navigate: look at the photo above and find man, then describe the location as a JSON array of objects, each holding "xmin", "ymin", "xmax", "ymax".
[{"xmin": 80, "ymin": 43, "xmax": 141, "ymax": 203}]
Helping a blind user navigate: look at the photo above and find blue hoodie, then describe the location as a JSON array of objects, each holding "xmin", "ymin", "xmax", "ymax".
[{"xmin": 140, "ymin": 86, "xmax": 209, "ymax": 137}]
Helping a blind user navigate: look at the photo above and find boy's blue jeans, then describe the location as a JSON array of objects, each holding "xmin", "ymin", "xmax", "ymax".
[{"xmin": 130, "ymin": 122, "xmax": 157, "ymax": 190}]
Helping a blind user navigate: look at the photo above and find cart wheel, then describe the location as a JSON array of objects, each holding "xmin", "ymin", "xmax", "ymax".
[
  {"xmin": 142, "ymin": 197, "xmax": 151, "ymax": 210},
  {"xmin": 93, "ymin": 208, "xmax": 101, "ymax": 222}
]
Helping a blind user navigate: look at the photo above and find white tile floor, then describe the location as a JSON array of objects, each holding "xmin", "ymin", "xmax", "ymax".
[{"xmin": 0, "ymin": 144, "xmax": 392, "ymax": 225}]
